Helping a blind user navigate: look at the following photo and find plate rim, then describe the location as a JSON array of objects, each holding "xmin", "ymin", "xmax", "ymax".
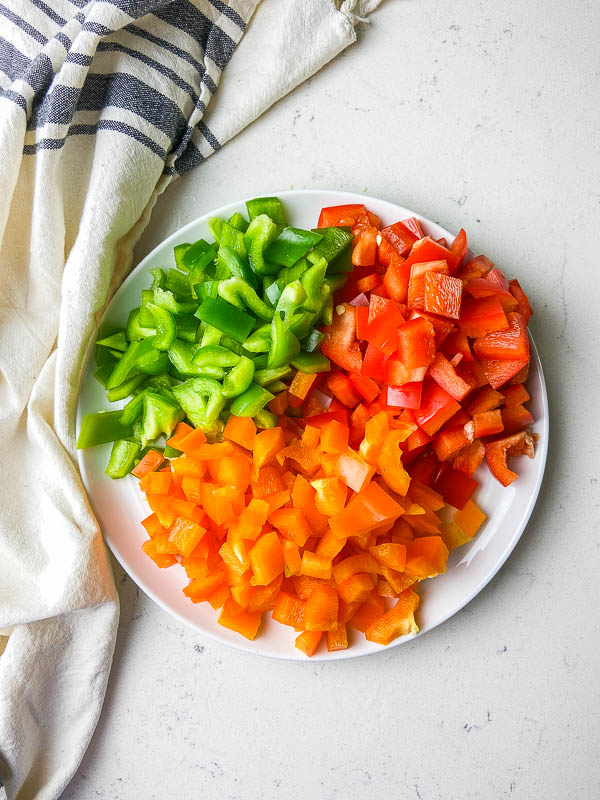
[{"xmin": 77, "ymin": 188, "xmax": 549, "ymax": 661}]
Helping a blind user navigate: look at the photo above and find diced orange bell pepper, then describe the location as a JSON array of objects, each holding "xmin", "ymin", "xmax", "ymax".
[
  {"xmin": 219, "ymin": 541, "xmax": 249, "ymax": 581},
  {"xmin": 452, "ymin": 439, "xmax": 485, "ymax": 476},
  {"xmin": 201, "ymin": 483, "xmax": 234, "ymax": 526},
  {"xmin": 300, "ymin": 550, "xmax": 333, "ymax": 580},
  {"xmin": 466, "ymin": 409, "xmax": 504, "ymax": 439},
  {"xmin": 168, "ymin": 516, "xmax": 207, "ymax": 558},
  {"xmin": 365, "ymin": 589, "xmax": 420, "ymax": 644},
  {"xmin": 329, "ymin": 481, "xmax": 403, "ymax": 538},
  {"xmin": 218, "ymin": 598, "xmax": 262, "ymax": 640},
  {"xmin": 319, "ymin": 419, "xmax": 350, "ymax": 454},
  {"xmin": 218, "ymin": 456, "xmax": 251, "ymax": 490},
  {"xmin": 336, "ymin": 573, "xmax": 374, "ymax": 604},
  {"xmin": 359, "ymin": 411, "xmax": 389, "ymax": 463},
  {"xmin": 303, "ymin": 585, "xmax": 339, "ymax": 631},
  {"xmin": 224, "ymin": 415, "xmax": 256, "ymax": 450},
  {"xmin": 249, "ymin": 531, "xmax": 285, "ymax": 586},
  {"xmin": 277, "ymin": 439, "xmax": 321, "ymax": 475},
  {"xmin": 183, "ymin": 572, "xmax": 227, "ymax": 602},
  {"xmin": 485, "ymin": 430, "xmax": 535, "ymax": 486},
  {"xmin": 289, "ymin": 370, "xmax": 318, "ymax": 401},
  {"xmin": 376, "ymin": 430, "xmax": 411, "ymax": 496},
  {"xmin": 316, "ymin": 530, "xmax": 347, "ymax": 558},
  {"xmin": 253, "ymin": 427, "xmax": 286, "ymax": 469},
  {"xmin": 349, "ymin": 591, "xmax": 386, "ymax": 632},
  {"xmin": 252, "ymin": 466, "xmax": 286, "ymax": 498},
  {"xmin": 177, "ymin": 427, "xmax": 207, "ymax": 456},
  {"xmin": 295, "ymin": 630, "xmax": 323, "ymax": 657},
  {"xmin": 326, "ymin": 372, "xmax": 362, "ymax": 408},
  {"xmin": 368, "ymin": 543, "xmax": 407, "ymax": 572},
  {"xmin": 272, "ymin": 591, "xmax": 306, "ymax": 628},
  {"xmin": 335, "ymin": 449, "xmax": 375, "ymax": 493},
  {"xmin": 404, "ymin": 537, "xmax": 449, "ymax": 579},
  {"xmin": 283, "ymin": 540, "xmax": 302, "ymax": 577},
  {"xmin": 165, "ymin": 421, "xmax": 194, "ymax": 450},
  {"xmin": 269, "ymin": 507, "xmax": 312, "ymax": 547},
  {"xmin": 301, "ymin": 424, "xmax": 321, "ymax": 449},
  {"xmin": 268, "ymin": 390, "xmax": 288, "ymax": 416},
  {"xmin": 247, "ymin": 574, "xmax": 283, "ymax": 613},
  {"xmin": 310, "ymin": 477, "xmax": 347, "ymax": 516},
  {"xmin": 170, "ymin": 455, "xmax": 206, "ymax": 479},
  {"xmin": 291, "ymin": 474, "xmax": 329, "ymax": 534},
  {"xmin": 332, "ymin": 554, "xmax": 380, "ymax": 584},
  {"xmin": 153, "ymin": 531, "xmax": 180, "ymax": 556},
  {"xmin": 326, "ymin": 623, "xmax": 349, "ymax": 652},
  {"xmin": 132, "ymin": 449, "xmax": 164, "ymax": 478}
]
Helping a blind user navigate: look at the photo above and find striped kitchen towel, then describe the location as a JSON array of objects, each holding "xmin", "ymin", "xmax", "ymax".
[{"xmin": 0, "ymin": 1, "xmax": 383, "ymax": 798}]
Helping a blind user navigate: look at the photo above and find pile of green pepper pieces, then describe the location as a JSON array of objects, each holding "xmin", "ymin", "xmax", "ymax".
[{"xmin": 77, "ymin": 196, "xmax": 354, "ymax": 479}]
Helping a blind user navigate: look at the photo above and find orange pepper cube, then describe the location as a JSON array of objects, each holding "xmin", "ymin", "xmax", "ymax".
[
  {"xmin": 310, "ymin": 477, "xmax": 347, "ymax": 516},
  {"xmin": 224, "ymin": 414, "xmax": 257, "ymax": 450},
  {"xmin": 218, "ymin": 598, "xmax": 262, "ymax": 640},
  {"xmin": 253, "ymin": 427, "xmax": 286, "ymax": 469},
  {"xmin": 303, "ymin": 585, "xmax": 339, "ymax": 631},
  {"xmin": 269, "ymin": 507, "xmax": 312, "ymax": 547},
  {"xmin": 249, "ymin": 531, "xmax": 285, "ymax": 586},
  {"xmin": 335, "ymin": 449, "xmax": 375, "ymax": 493},
  {"xmin": 168, "ymin": 516, "xmax": 207, "ymax": 558},
  {"xmin": 320, "ymin": 419, "xmax": 349, "ymax": 454},
  {"xmin": 365, "ymin": 589, "xmax": 420, "ymax": 644},
  {"xmin": 300, "ymin": 551, "xmax": 332, "ymax": 580}
]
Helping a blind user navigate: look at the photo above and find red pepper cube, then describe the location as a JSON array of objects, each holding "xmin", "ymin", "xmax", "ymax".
[
  {"xmin": 387, "ymin": 317, "xmax": 436, "ymax": 386},
  {"xmin": 407, "ymin": 260, "xmax": 449, "ymax": 311},
  {"xmin": 403, "ymin": 236, "xmax": 459, "ymax": 273},
  {"xmin": 361, "ymin": 343, "xmax": 388, "ymax": 380},
  {"xmin": 364, "ymin": 299, "xmax": 405, "ymax": 355},
  {"xmin": 473, "ymin": 312, "xmax": 530, "ymax": 362},
  {"xmin": 380, "ymin": 221, "xmax": 418, "ymax": 256},
  {"xmin": 386, "ymin": 382, "xmax": 423, "ymax": 410},
  {"xmin": 459, "ymin": 296, "xmax": 509, "ymax": 338},
  {"xmin": 435, "ymin": 468, "xmax": 478, "ymax": 510},
  {"xmin": 355, "ymin": 305, "xmax": 370, "ymax": 340},
  {"xmin": 383, "ymin": 253, "xmax": 411, "ymax": 303},
  {"xmin": 427, "ymin": 352, "xmax": 473, "ymax": 402},
  {"xmin": 423, "ymin": 272, "xmax": 463, "ymax": 319},
  {"xmin": 413, "ymin": 379, "xmax": 462, "ymax": 436}
]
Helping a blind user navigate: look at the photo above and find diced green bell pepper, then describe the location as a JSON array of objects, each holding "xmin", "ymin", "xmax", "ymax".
[
  {"xmin": 254, "ymin": 409, "xmax": 278, "ymax": 429},
  {"xmin": 96, "ymin": 331, "xmax": 128, "ymax": 351},
  {"xmin": 105, "ymin": 440, "xmax": 141, "ymax": 479},
  {"xmin": 301, "ymin": 329, "xmax": 325, "ymax": 353},
  {"xmin": 77, "ymin": 410, "xmax": 135, "ymax": 449},
  {"xmin": 208, "ymin": 217, "xmax": 222, "ymax": 244},
  {"xmin": 289, "ymin": 311, "xmax": 316, "ymax": 340},
  {"xmin": 228, "ymin": 212, "xmax": 249, "ymax": 233},
  {"xmin": 150, "ymin": 268, "xmax": 167, "ymax": 289},
  {"xmin": 219, "ymin": 336, "xmax": 244, "ymax": 356},
  {"xmin": 135, "ymin": 349, "xmax": 171, "ymax": 375},
  {"xmin": 153, "ymin": 287, "xmax": 198, "ymax": 315},
  {"xmin": 181, "ymin": 239, "xmax": 217, "ymax": 273},
  {"xmin": 146, "ymin": 302, "xmax": 177, "ymax": 350},
  {"xmin": 141, "ymin": 393, "xmax": 184, "ymax": 447},
  {"xmin": 246, "ymin": 197, "xmax": 286, "ymax": 231},
  {"xmin": 200, "ymin": 323, "xmax": 222, "ymax": 348},
  {"xmin": 229, "ymin": 383, "xmax": 274, "ymax": 417},
  {"xmin": 195, "ymin": 297, "xmax": 255, "ymax": 343},
  {"xmin": 94, "ymin": 364, "xmax": 115, "ymax": 387},
  {"xmin": 291, "ymin": 351, "xmax": 331, "ymax": 373},
  {"xmin": 275, "ymin": 280, "xmax": 306, "ymax": 326},
  {"xmin": 195, "ymin": 280, "xmax": 219, "ymax": 302},
  {"xmin": 254, "ymin": 366, "xmax": 292, "ymax": 386},
  {"xmin": 193, "ymin": 344, "xmax": 240, "ymax": 368},
  {"xmin": 244, "ymin": 214, "xmax": 279, "ymax": 276},
  {"xmin": 167, "ymin": 339, "xmax": 225, "ymax": 378},
  {"xmin": 264, "ymin": 227, "xmax": 323, "ymax": 268},
  {"xmin": 309, "ymin": 226, "xmax": 353, "ymax": 268},
  {"xmin": 126, "ymin": 308, "xmax": 155, "ymax": 342},
  {"xmin": 267, "ymin": 313, "xmax": 300, "ymax": 369},
  {"xmin": 172, "ymin": 377, "xmax": 225, "ymax": 430},
  {"xmin": 222, "ymin": 355, "xmax": 255, "ymax": 398},
  {"xmin": 264, "ymin": 279, "xmax": 284, "ymax": 307},
  {"xmin": 106, "ymin": 372, "xmax": 147, "ymax": 401},
  {"xmin": 300, "ymin": 259, "xmax": 329, "ymax": 312},
  {"xmin": 175, "ymin": 314, "xmax": 198, "ymax": 343},
  {"xmin": 106, "ymin": 337, "xmax": 155, "ymax": 390},
  {"xmin": 265, "ymin": 379, "xmax": 287, "ymax": 394},
  {"xmin": 242, "ymin": 325, "xmax": 272, "ymax": 353},
  {"xmin": 121, "ymin": 391, "xmax": 146, "ymax": 426},
  {"xmin": 218, "ymin": 277, "xmax": 274, "ymax": 321},
  {"xmin": 174, "ymin": 243, "xmax": 191, "ymax": 270},
  {"xmin": 218, "ymin": 246, "xmax": 259, "ymax": 293}
]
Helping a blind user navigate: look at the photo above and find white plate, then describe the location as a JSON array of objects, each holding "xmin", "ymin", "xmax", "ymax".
[{"xmin": 77, "ymin": 190, "xmax": 548, "ymax": 661}]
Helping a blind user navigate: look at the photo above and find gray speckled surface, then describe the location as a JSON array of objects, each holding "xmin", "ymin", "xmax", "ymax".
[{"xmin": 64, "ymin": 1, "xmax": 600, "ymax": 798}]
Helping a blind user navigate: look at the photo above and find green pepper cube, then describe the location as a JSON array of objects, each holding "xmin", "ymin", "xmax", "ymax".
[
  {"xmin": 141, "ymin": 392, "xmax": 184, "ymax": 447},
  {"xmin": 246, "ymin": 197, "xmax": 287, "ymax": 230},
  {"xmin": 105, "ymin": 440, "xmax": 141, "ymax": 479},
  {"xmin": 195, "ymin": 296, "xmax": 255, "ymax": 343},
  {"xmin": 264, "ymin": 227, "xmax": 323, "ymax": 268},
  {"xmin": 181, "ymin": 238, "xmax": 217, "ymax": 273},
  {"xmin": 229, "ymin": 383, "xmax": 274, "ymax": 418},
  {"xmin": 77, "ymin": 411, "xmax": 135, "ymax": 449},
  {"xmin": 291, "ymin": 351, "xmax": 331, "ymax": 374}
]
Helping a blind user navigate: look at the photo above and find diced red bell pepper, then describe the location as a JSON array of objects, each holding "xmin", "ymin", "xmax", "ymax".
[
  {"xmin": 465, "ymin": 409, "xmax": 504, "ymax": 438},
  {"xmin": 367, "ymin": 294, "xmax": 389, "ymax": 324},
  {"xmin": 432, "ymin": 426, "xmax": 471, "ymax": 462},
  {"xmin": 340, "ymin": 265, "xmax": 384, "ymax": 303},
  {"xmin": 500, "ymin": 404, "xmax": 534, "ymax": 435},
  {"xmin": 456, "ymin": 359, "xmax": 488, "ymax": 390},
  {"xmin": 364, "ymin": 299, "xmax": 405, "ymax": 355},
  {"xmin": 427, "ymin": 352, "xmax": 473, "ymax": 401},
  {"xmin": 318, "ymin": 204, "xmax": 366, "ymax": 228},
  {"xmin": 409, "ymin": 310, "xmax": 455, "ymax": 349},
  {"xmin": 457, "ymin": 254, "xmax": 494, "ymax": 282},
  {"xmin": 326, "ymin": 372, "xmax": 362, "ymax": 408},
  {"xmin": 402, "ymin": 217, "xmax": 424, "ymax": 239},
  {"xmin": 356, "ymin": 273, "xmax": 380, "ymax": 293},
  {"xmin": 473, "ymin": 312, "xmax": 529, "ymax": 361},
  {"xmin": 406, "ymin": 450, "xmax": 442, "ymax": 486},
  {"xmin": 423, "ymin": 272, "xmax": 463, "ymax": 319},
  {"xmin": 449, "ymin": 228, "xmax": 468, "ymax": 269},
  {"xmin": 413, "ymin": 380, "xmax": 461, "ymax": 436},
  {"xmin": 361, "ymin": 343, "xmax": 388, "ymax": 380},
  {"xmin": 442, "ymin": 329, "xmax": 474, "ymax": 362},
  {"xmin": 349, "ymin": 402, "xmax": 370, "ymax": 449},
  {"xmin": 306, "ymin": 410, "xmax": 349, "ymax": 429},
  {"xmin": 468, "ymin": 385, "xmax": 504, "ymax": 415},
  {"xmin": 459, "ymin": 295, "xmax": 509, "ymax": 338},
  {"xmin": 376, "ymin": 235, "xmax": 395, "ymax": 267},
  {"xmin": 355, "ymin": 305, "xmax": 370, "ymax": 340},
  {"xmin": 383, "ymin": 253, "xmax": 411, "ymax": 303},
  {"xmin": 509, "ymin": 362, "xmax": 529, "ymax": 385},
  {"xmin": 465, "ymin": 277, "xmax": 518, "ymax": 312},
  {"xmin": 485, "ymin": 431, "xmax": 535, "ymax": 486},
  {"xmin": 486, "ymin": 267, "xmax": 510, "ymax": 292},
  {"xmin": 320, "ymin": 303, "xmax": 362, "ymax": 373},
  {"xmin": 508, "ymin": 279, "xmax": 533, "ymax": 323},
  {"xmin": 407, "ymin": 260, "xmax": 449, "ymax": 311},
  {"xmin": 387, "ymin": 317, "xmax": 436, "ymax": 386},
  {"xmin": 352, "ymin": 227, "xmax": 378, "ymax": 266},
  {"xmin": 403, "ymin": 236, "xmax": 459, "ymax": 272},
  {"xmin": 452, "ymin": 439, "xmax": 485, "ymax": 476},
  {"xmin": 348, "ymin": 373, "xmax": 379, "ymax": 403},
  {"xmin": 501, "ymin": 384, "xmax": 530, "ymax": 408},
  {"xmin": 386, "ymin": 382, "xmax": 423, "ymax": 410},
  {"xmin": 380, "ymin": 220, "xmax": 418, "ymax": 256},
  {"xmin": 435, "ymin": 468, "xmax": 478, "ymax": 510}
]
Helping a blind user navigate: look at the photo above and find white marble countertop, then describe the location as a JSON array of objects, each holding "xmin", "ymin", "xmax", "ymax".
[{"xmin": 64, "ymin": 1, "xmax": 600, "ymax": 798}]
